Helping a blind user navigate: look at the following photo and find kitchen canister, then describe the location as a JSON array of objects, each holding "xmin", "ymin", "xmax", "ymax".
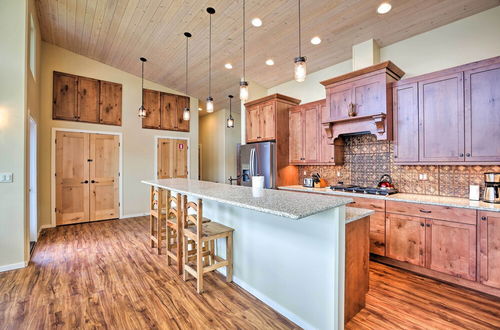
[{"xmin": 252, "ymin": 176, "xmax": 265, "ymax": 197}]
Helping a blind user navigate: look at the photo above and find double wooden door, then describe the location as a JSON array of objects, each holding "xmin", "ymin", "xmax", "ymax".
[
  {"xmin": 157, "ymin": 138, "xmax": 188, "ymax": 179},
  {"xmin": 55, "ymin": 131, "xmax": 119, "ymax": 225}
]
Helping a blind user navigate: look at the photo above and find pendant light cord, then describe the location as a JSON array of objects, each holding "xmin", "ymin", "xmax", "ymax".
[
  {"xmin": 209, "ymin": 13, "xmax": 212, "ymax": 97},
  {"xmin": 242, "ymin": 0, "xmax": 246, "ymax": 80},
  {"xmin": 141, "ymin": 60, "xmax": 144, "ymax": 106},
  {"xmin": 298, "ymin": 0, "xmax": 302, "ymax": 57},
  {"xmin": 185, "ymin": 36, "xmax": 189, "ymax": 95}
]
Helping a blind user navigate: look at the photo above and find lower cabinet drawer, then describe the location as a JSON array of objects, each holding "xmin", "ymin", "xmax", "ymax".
[{"xmin": 386, "ymin": 200, "xmax": 476, "ymax": 225}]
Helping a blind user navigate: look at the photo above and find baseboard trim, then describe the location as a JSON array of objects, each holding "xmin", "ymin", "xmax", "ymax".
[
  {"xmin": 121, "ymin": 212, "xmax": 149, "ymax": 219},
  {"xmin": 0, "ymin": 261, "xmax": 28, "ymax": 273},
  {"xmin": 216, "ymin": 269, "xmax": 314, "ymax": 329}
]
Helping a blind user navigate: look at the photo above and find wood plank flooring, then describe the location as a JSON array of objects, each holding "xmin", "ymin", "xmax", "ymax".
[{"xmin": 1, "ymin": 216, "xmax": 499, "ymax": 329}]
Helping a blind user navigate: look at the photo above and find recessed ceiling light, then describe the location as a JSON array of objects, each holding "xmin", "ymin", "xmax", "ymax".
[
  {"xmin": 265, "ymin": 59, "xmax": 274, "ymax": 66},
  {"xmin": 310, "ymin": 36, "xmax": 321, "ymax": 45},
  {"xmin": 377, "ymin": 2, "xmax": 392, "ymax": 14},
  {"xmin": 225, "ymin": 63, "xmax": 233, "ymax": 69},
  {"xmin": 251, "ymin": 18, "xmax": 262, "ymax": 27}
]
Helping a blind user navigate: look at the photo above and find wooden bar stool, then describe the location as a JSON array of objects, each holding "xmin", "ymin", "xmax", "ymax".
[
  {"xmin": 182, "ymin": 196, "xmax": 234, "ymax": 293},
  {"xmin": 165, "ymin": 190, "xmax": 183, "ymax": 274},
  {"xmin": 149, "ymin": 186, "xmax": 166, "ymax": 254}
]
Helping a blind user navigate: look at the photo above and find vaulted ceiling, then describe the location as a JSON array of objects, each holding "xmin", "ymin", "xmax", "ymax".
[{"xmin": 36, "ymin": 0, "xmax": 500, "ymax": 111}]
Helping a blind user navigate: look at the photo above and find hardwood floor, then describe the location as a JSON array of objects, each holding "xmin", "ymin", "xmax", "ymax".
[
  {"xmin": 346, "ymin": 261, "xmax": 500, "ymax": 329},
  {"xmin": 0, "ymin": 217, "xmax": 297, "ymax": 329},
  {"xmin": 1, "ymin": 216, "xmax": 499, "ymax": 329}
]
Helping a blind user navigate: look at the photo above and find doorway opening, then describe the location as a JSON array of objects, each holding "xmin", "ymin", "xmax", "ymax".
[{"xmin": 29, "ymin": 116, "xmax": 37, "ymax": 253}]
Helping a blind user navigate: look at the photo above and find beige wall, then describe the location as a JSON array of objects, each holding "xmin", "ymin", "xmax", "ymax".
[
  {"xmin": 0, "ymin": 0, "xmax": 28, "ymax": 270},
  {"xmin": 199, "ymin": 109, "xmax": 241, "ymax": 183},
  {"xmin": 268, "ymin": 6, "xmax": 500, "ymax": 102},
  {"xmin": 39, "ymin": 42, "xmax": 199, "ymax": 227}
]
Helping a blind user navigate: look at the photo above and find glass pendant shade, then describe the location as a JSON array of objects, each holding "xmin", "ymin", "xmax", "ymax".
[
  {"xmin": 294, "ymin": 56, "xmax": 307, "ymax": 82},
  {"xmin": 239, "ymin": 81, "xmax": 249, "ymax": 102},
  {"xmin": 183, "ymin": 107, "xmax": 190, "ymax": 121},
  {"xmin": 206, "ymin": 97, "xmax": 214, "ymax": 113},
  {"xmin": 138, "ymin": 105, "xmax": 147, "ymax": 118},
  {"xmin": 227, "ymin": 116, "xmax": 234, "ymax": 128}
]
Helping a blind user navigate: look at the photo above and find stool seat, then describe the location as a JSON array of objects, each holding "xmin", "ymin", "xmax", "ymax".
[
  {"xmin": 184, "ymin": 222, "xmax": 234, "ymax": 241},
  {"xmin": 168, "ymin": 215, "xmax": 211, "ymax": 225}
]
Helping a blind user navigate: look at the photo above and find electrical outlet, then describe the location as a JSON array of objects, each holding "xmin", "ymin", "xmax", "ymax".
[
  {"xmin": 303, "ymin": 170, "xmax": 307, "ymax": 176},
  {"xmin": 337, "ymin": 171, "xmax": 341, "ymax": 177},
  {"xmin": 0, "ymin": 173, "xmax": 13, "ymax": 183},
  {"xmin": 418, "ymin": 173, "xmax": 428, "ymax": 181}
]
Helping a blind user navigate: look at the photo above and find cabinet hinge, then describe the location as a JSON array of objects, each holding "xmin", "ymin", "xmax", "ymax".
[
  {"xmin": 118, "ymin": 202, "xmax": 121, "ymax": 207},
  {"xmin": 118, "ymin": 172, "xmax": 120, "ymax": 177},
  {"xmin": 54, "ymin": 207, "xmax": 57, "ymax": 212}
]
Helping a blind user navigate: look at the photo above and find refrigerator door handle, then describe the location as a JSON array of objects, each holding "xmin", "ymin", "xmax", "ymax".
[{"xmin": 250, "ymin": 148, "xmax": 255, "ymax": 176}]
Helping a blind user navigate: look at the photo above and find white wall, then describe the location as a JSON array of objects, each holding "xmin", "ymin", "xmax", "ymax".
[
  {"xmin": 0, "ymin": 0, "xmax": 29, "ymax": 270},
  {"xmin": 268, "ymin": 6, "xmax": 500, "ymax": 102},
  {"xmin": 39, "ymin": 42, "xmax": 200, "ymax": 225}
]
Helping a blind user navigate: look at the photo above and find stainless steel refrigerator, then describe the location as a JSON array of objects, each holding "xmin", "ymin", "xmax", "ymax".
[{"xmin": 237, "ymin": 142, "xmax": 276, "ymax": 189}]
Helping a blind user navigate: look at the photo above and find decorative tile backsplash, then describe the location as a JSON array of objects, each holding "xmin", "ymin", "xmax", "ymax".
[{"xmin": 299, "ymin": 134, "xmax": 500, "ymax": 198}]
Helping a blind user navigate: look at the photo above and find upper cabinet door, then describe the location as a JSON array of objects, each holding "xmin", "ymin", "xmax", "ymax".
[
  {"xmin": 142, "ymin": 89, "xmax": 161, "ymax": 129},
  {"xmin": 53, "ymin": 72, "xmax": 78, "ymax": 121},
  {"xmin": 394, "ymin": 83, "xmax": 419, "ymax": 163},
  {"xmin": 77, "ymin": 77, "xmax": 100, "ymax": 123},
  {"xmin": 160, "ymin": 93, "xmax": 178, "ymax": 130},
  {"xmin": 303, "ymin": 105, "xmax": 320, "ymax": 162},
  {"xmin": 99, "ymin": 81, "xmax": 122, "ymax": 126},
  {"xmin": 465, "ymin": 63, "xmax": 500, "ymax": 162},
  {"xmin": 176, "ymin": 96, "xmax": 190, "ymax": 132},
  {"xmin": 289, "ymin": 108, "xmax": 304, "ymax": 163},
  {"xmin": 326, "ymin": 82, "xmax": 352, "ymax": 121},
  {"xmin": 246, "ymin": 105, "xmax": 261, "ymax": 142},
  {"xmin": 260, "ymin": 101, "xmax": 276, "ymax": 141},
  {"xmin": 352, "ymin": 74, "xmax": 386, "ymax": 117},
  {"xmin": 418, "ymin": 73, "xmax": 464, "ymax": 162}
]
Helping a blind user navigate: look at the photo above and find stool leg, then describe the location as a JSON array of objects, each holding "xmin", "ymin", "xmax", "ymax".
[
  {"xmin": 166, "ymin": 226, "xmax": 171, "ymax": 265},
  {"xmin": 157, "ymin": 215, "xmax": 162, "ymax": 255},
  {"xmin": 176, "ymin": 226, "xmax": 183, "ymax": 275},
  {"xmin": 182, "ymin": 235, "xmax": 189, "ymax": 282},
  {"xmin": 209, "ymin": 240, "xmax": 215, "ymax": 266},
  {"xmin": 150, "ymin": 214, "xmax": 155, "ymax": 248},
  {"xmin": 226, "ymin": 233, "xmax": 233, "ymax": 283},
  {"xmin": 197, "ymin": 240, "xmax": 204, "ymax": 294}
]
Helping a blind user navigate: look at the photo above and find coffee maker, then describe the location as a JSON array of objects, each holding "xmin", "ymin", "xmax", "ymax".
[{"xmin": 483, "ymin": 172, "xmax": 500, "ymax": 204}]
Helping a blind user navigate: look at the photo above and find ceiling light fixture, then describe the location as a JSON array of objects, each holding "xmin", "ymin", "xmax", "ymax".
[
  {"xmin": 377, "ymin": 2, "xmax": 392, "ymax": 14},
  {"xmin": 265, "ymin": 59, "xmax": 274, "ymax": 66},
  {"xmin": 198, "ymin": 107, "xmax": 202, "ymax": 111},
  {"xmin": 138, "ymin": 57, "xmax": 147, "ymax": 118},
  {"xmin": 294, "ymin": 0, "xmax": 306, "ymax": 82},
  {"xmin": 227, "ymin": 95, "xmax": 235, "ymax": 128},
  {"xmin": 240, "ymin": 0, "xmax": 249, "ymax": 102},
  {"xmin": 311, "ymin": 36, "xmax": 321, "ymax": 45},
  {"xmin": 225, "ymin": 63, "xmax": 233, "ymax": 69},
  {"xmin": 206, "ymin": 7, "xmax": 215, "ymax": 113},
  {"xmin": 182, "ymin": 32, "xmax": 192, "ymax": 121},
  {"xmin": 251, "ymin": 18, "xmax": 262, "ymax": 27}
]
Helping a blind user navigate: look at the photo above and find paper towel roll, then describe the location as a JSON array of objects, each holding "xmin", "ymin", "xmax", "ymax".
[{"xmin": 252, "ymin": 176, "xmax": 264, "ymax": 197}]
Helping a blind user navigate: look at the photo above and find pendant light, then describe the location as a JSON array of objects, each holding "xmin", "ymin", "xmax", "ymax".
[
  {"xmin": 138, "ymin": 57, "xmax": 147, "ymax": 118},
  {"xmin": 239, "ymin": 0, "xmax": 249, "ymax": 102},
  {"xmin": 182, "ymin": 32, "xmax": 192, "ymax": 121},
  {"xmin": 227, "ymin": 95, "xmax": 235, "ymax": 128},
  {"xmin": 294, "ymin": 0, "xmax": 306, "ymax": 82},
  {"xmin": 206, "ymin": 7, "xmax": 215, "ymax": 113}
]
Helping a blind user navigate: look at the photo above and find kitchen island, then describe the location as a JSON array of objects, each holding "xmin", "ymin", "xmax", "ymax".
[{"xmin": 142, "ymin": 179, "xmax": 372, "ymax": 330}]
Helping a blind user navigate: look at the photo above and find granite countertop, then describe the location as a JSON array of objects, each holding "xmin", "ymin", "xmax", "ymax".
[
  {"xmin": 142, "ymin": 179, "xmax": 353, "ymax": 220},
  {"xmin": 278, "ymin": 185, "xmax": 500, "ymax": 213},
  {"xmin": 345, "ymin": 207, "xmax": 374, "ymax": 223}
]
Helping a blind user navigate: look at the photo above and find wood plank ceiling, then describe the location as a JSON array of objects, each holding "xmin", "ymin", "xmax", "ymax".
[{"xmin": 36, "ymin": 0, "xmax": 500, "ymax": 112}]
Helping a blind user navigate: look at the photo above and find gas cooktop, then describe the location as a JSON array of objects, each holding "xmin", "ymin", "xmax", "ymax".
[{"xmin": 330, "ymin": 184, "xmax": 398, "ymax": 196}]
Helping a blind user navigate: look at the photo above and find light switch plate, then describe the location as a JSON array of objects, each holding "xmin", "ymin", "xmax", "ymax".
[{"xmin": 0, "ymin": 173, "xmax": 13, "ymax": 183}]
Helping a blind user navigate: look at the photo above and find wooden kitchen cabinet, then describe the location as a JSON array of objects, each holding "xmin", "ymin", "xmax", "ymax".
[
  {"xmin": 419, "ymin": 72, "xmax": 464, "ymax": 162},
  {"xmin": 53, "ymin": 71, "xmax": 78, "ymax": 121},
  {"xmin": 142, "ymin": 89, "xmax": 161, "ymax": 129},
  {"xmin": 289, "ymin": 108, "xmax": 303, "ymax": 163},
  {"xmin": 99, "ymin": 81, "xmax": 122, "ymax": 126},
  {"xmin": 465, "ymin": 62, "xmax": 500, "ymax": 162},
  {"xmin": 320, "ymin": 102, "xmax": 344, "ymax": 164},
  {"xmin": 141, "ymin": 89, "xmax": 190, "ymax": 132},
  {"xmin": 393, "ymin": 56, "xmax": 500, "ymax": 165},
  {"xmin": 323, "ymin": 82, "xmax": 352, "ymax": 122},
  {"xmin": 53, "ymin": 71, "xmax": 122, "ymax": 126},
  {"xmin": 386, "ymin": 213, "xmax": 426, "ymax": 267},
  {"xmin": 393, "ymin": 83, "xmax": 419, "ymax": 163},
  {"xmin": 348, "ymin": 197, "xmax": 386, "ymax": 256},
  {"xmin": 245, "ymin": 94, "xmax": 300, "ymax": 143},
  {"xmin": 479, "ymin": 211, "xmax": 500, "ymax": 289},
  {"xmin": 425, "ymin": 219, "xmax": 476, "ymax": 280}
]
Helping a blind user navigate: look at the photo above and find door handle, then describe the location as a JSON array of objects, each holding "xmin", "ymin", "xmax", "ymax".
[
  {"xmin": 419, "ymin": 209, "xmax": 432, "ymax": 214},
  {"xmin": 81, "ymin": 180, "xmax": 89, "ymax": 184},
  {"xmin": 91, "ymin": 180, "xmax": 98, "ymax": 183}
]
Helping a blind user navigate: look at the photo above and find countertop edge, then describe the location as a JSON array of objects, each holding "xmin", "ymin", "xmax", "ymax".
[{"xmin": 345, "ymin": 207, "xmax": 374, "ymax": 223}]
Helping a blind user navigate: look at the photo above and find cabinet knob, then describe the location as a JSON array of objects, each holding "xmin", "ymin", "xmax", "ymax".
[
  {"xmin": 460, "ymin": 153, "xmax": 464, "ymax": 157},
  {"xmin": 466, "ymin": 153, "xmax": 471, "ymax": 157},
  {"xmin": 81, "ymin": 180, "xmax": 89, "ymax": 184},
  {"xmin": 394, "ymin": 155, "xmax": 398, "ymax": 158},
  {"xmin": 481, "ymin": 216, "xmax": 488, "ymax": 221},
  {"xmin": 420, "ymin": 223, "xmax": 425, "ymax": 227},
  {"xmin": 426, "ymin": 223, "xmax": 431, "ymax": 227}
]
